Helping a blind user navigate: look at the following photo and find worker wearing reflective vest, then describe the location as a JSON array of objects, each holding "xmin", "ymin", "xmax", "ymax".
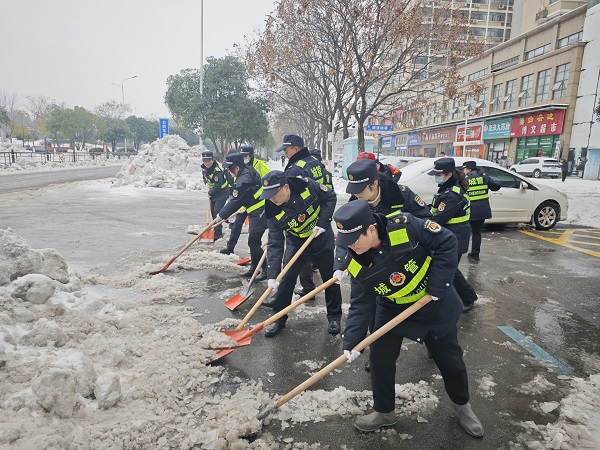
[
  {"xmin": 276, "ymin": 134, "xmax": 334, "ymax": 298},
  {"xmin": 201, "ymin": 150, "xmax": 231, "ymax": 241},
  {"xmin": 259, "ymin": 170, "xmax": 342, "ymax": 337},
  {"xmin": 216, "ymin": 152, "xmax": 267, "ymax": 280},
  {"xmin": 220, "ymin": 145, "xmax": 272, "ymax": 261},
  {"xmin": 333, "ymin": 200, "xmax": 483, "ymax": 438},
  {"xmin": 461, "ymin": 160, "xmax": 501, "ymax": 261},
  {"xmin": 428, "ymin": 158, "xmax": 477, "ymax": 312}
]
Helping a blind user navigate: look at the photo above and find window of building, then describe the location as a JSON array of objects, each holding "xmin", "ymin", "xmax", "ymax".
[
  {"xmin": 487, "ymin": 28, "xmax": 505, "ymax": 38},
  {"xmin": 452, "ymin": 99, "xmax": 461, "ymax": 120},
  {"xmin": 472, "ymin": 27, "xmax": 486, "ymax": 37},
  {"xmin": 524, "ymin": 44, "xmax": 550, "ymax": 61},
  {"xmin": 518, "ymin": 74, "xmax": 533, "ymax": 106},
  {"xmin": 504, "ymin": 79, "xmax": 516, "ymax": 109},
  {"xmin": 467, "ymin": 68, "xmax": 488, "ymax": 81},
  {"xmin": 553, "ymin": 63, "xmax": 570, "ymax": 99},
  {"xmin": 476, "ymin": 88, "xmax": 488, "ymax": 111},
  {"xmin": 557, "ymin": 32, "xmax": 583, "ymax": 49},
  {"xmin": 535, "ymin": 69, "xmax": 551, "ymax": 103},
  {"xmin": 491, "ymin": 83, "xmax": 503, "ymax": 112},
  {"xmin": 489, "ymin": 13, "xmax": 506, "ymax": 22}
]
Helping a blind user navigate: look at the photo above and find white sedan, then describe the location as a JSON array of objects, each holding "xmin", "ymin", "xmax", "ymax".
[{"xmin": 399, "ymin": 157, "xmax": 568, "ymax": 230}]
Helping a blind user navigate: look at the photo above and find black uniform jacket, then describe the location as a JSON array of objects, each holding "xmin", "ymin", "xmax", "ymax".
[
  {"xmin": 201, "ymin": 162, "xmax": 230, "ymax": 198},
  {"xmin": 431, "ymin": 178, "xmax": 471, "ymax": 255},
  {"xmin": 342, "ymin": 213, "xmax": 461, "ymax": 351},
  {"xmin": 466, "ymin": 169, "xmax": 501, "ymax": 221},
  {"xmin": 265, "ymin": 177, "xmax": 336, "ymax": 279},
  {"xmin": 219, "ymin": 165, "xmax": 264, "ymax": 220},
  {"xmin": 285, "ymin": 147, "xmax": 332, "ymax": 187}
]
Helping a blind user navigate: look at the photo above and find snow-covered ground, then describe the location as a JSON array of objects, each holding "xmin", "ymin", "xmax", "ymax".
[{"xmin": 1, "ymin": 136, "xmax": 599, "ymax": 449}]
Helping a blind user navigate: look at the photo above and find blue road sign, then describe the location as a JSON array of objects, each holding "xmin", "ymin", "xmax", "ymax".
[
  {"xmin": 159, "ymin": 118, "xmax": 169, "ymax": 138},
  {"xmin": 366, "ymin": 124, "xmax": 393, "ymax": 132}
]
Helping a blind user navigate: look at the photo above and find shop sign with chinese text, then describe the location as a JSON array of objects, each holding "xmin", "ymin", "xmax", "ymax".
[
  {"xmin": 483, "ymin": 119, "xmax": 511, "ymax": 139},
  {"xmin": 510, "ymin": 110, "xmax": 565, "ymax": 137},
  {"xmin": 421, "ymin": 127, "xmax": 455, "ymax": 144}
]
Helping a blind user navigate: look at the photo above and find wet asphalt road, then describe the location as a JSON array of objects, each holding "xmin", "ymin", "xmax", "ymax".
[{"xmin": 3, "ymin": 174, "xmax": 599, "ymax": 449}]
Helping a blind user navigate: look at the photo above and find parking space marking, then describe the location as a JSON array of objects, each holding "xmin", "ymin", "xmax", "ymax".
[
  {"xmin": 498, "ymin": 326, "xmax": 576, "ymax": 376},
  {"xmin": 520, "ymin": 228, "xmax": 600, "ymax": 258}
]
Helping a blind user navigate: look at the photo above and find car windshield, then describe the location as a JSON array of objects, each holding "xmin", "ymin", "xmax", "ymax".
[{"xmin": 396, "ymin": 158, "xmax": 436, "ymax": 181}]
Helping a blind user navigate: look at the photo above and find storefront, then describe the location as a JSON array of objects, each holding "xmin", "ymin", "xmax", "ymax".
[
  {"xmin": 407, "ymin": 132, "xmax": 422, "ymax": 156},
  {"xmin": 510, "ymin": 109, "xmax": 566, "ymax": 162},
  {"xmin": 380, "ymin": 135, "xmax": 395, "ymax": 155},
  {"xmin": 483, "ymin": 119, "xmax": 511, "ymax": 167},
  {"xmin": 394, "ymin": 134, "xmax": 408, "ymax": 156},
  {"xmin": 421, "ymin": 126, "xmax": 455, "ymax": 157},
  {"xmin": 454, "ymin": 122, "xmax": 484, "ymax": 158}
]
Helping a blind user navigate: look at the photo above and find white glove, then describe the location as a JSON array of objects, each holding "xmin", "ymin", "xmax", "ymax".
[
  {"xmin": 333, "ymin": 270, "xmax": 347, "ymax": 284},
  {"xmin": 214, "ymin": 215, "xmax": 222, "ymax": 222},
  {"xmin": 344, "ymin": 349, "xmax": 361, "ymax": 363},
  {"xmin": 268, "ymin": 279, "xmax": 279, "ymax": 293},
  {"xmin": 314, "ymin": 226, "xmax": 326, "ymax": 237}
]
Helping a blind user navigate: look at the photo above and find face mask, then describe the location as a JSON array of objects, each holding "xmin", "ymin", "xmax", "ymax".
[
  {"xmin": 434, "ymin": 175, "xmax": 445, "ymax": 185},
  {"xmin": 244, "ymin": 157, "xmax": 251, "ymax": 165}
]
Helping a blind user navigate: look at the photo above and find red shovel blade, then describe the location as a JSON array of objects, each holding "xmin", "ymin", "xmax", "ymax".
[
  {"xmin": 237, "ymin": 257, "xmax": 251, "ymax": 266},
  {"xmin": 224, "ymin": 293, "xmax": 248, "ymax": 311}
]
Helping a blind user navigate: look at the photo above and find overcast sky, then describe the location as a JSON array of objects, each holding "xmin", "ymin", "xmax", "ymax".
[{"xmin": 1, "ymin": 0, "xmax": 277, "ymax": 119}]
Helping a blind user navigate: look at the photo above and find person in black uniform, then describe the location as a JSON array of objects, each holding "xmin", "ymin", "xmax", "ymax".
[
  {"xmin": 334, "ymin": 200, "xmax": 483, "ymax": 438},
  {"xmin": 461, "ymin": 161, "xmax": 501, "ymax": 260},
  {"xmin": 259, "ymin": 170, "xmax": 342, "ymax": 336},
  {"xmin": 428, "ymin": 158, "xmax": 477, "ymax": 312},
  {"xmin": 337, "ymin": 158, "xmax": 432, "ymax": 372},
  {"xmin": 201, "ymin": 150, "xmax": 230, "ymax": 241},
  {"xmin": 276, "ymin": 135, "xmax": 334, "ymax": 298},
  {"xmin": 216, "ymin": 153, "xmax": 267, "ymax": 280}
]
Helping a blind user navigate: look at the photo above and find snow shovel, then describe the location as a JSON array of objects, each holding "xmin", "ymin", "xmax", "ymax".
[
  {"xmin": 236, "ymin": 257, "xmax": 252, "ymax": 266},
  {"xmin": 149, "ymin": 210, "xmax": 241, "ymax": 275},
  {"xmin": 211, "ymin": 273, "xmax": 341, "ymax": 361},
  {"xmin": 199, "ymin": 199, "xmax": 214, "ymax": 243},
  {"xmin": 211, "ymin": 228, "xmax": 320, "ymax": 358},
  {"xmin": 225, "ymin": 243, "xmax": 268, "ymax": 311},
  {"xmin": 254, "ymin": 294, "xmax": 432, "ymax": 423}
]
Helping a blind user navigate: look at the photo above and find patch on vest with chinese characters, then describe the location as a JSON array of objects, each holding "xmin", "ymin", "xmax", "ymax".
[
  {"xmin": 389, "ymin": 272, "xmax": 406, "ymax": 287},
  {"xmin": 320, "ymin": 183, "xmax": 328, "ymax": 191},
  {"xmin": 438, "ymin": 202, "xmax": 446, "ymax": 212},
  {"xmin": 424, "ymin": 219, "xmax": 442, "ymax": 233},
  {"xmin": 414, "ymin": 195, "xmax": 425, "ymax": 207},
  {"xmin": 232, "ymin": 190, "xmax": 238, "ymax": 197}
]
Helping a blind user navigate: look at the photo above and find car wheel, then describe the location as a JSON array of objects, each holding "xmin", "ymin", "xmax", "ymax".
[
  {"xmin": 533, "ymin": 201, "xmax": 559, "ymax": 230},
  {"xmin": 533, "ymin": 169, "xmax": 541, "ymax": 178}
]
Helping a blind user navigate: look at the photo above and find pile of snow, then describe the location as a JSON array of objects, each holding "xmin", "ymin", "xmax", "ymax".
[
  {"xmin": 112, "ymin": 135, "xmax": 207, "ymax": 190},
  {"xmin": 0, "ymin": 154, "xmax": 122, "ymax": 174}
]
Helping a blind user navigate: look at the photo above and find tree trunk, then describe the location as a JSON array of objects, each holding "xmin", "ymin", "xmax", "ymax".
[{"xmin": 357, "ymin": 125, "xmax": 365, "ymax": 153}]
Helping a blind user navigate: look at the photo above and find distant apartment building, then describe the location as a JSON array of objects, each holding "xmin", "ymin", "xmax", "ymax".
[{"xmin": 373, "ymin": 3, "xmax": 589, "ymax": 172}]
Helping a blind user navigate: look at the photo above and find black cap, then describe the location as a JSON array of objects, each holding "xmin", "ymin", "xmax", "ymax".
[
  {"xmin": 202, "ymin": 150, "xmax": 213, "ymax": 161},
  {"xmin": 462, "ymin": 160, "xmax": 477, "ymax": 170},
  {"xmin": 260, "ymin": 170, "xmax": 288, "ymax": 200},
  {"xmin": 333, "ymin": 200, "xmax": 375, "ymax": 247},
  {"xmin": 346, "ymin": 159, "xmax": 378, "ymax": 194},
  {"xmin": 223, "ymin": 152, "xmax": 245, "ymax": 170},
  {"xmin": 427, "ymin": 157, "xmax": 456, "ymax": 175},
  {"xmin": 240, "ymin": 145, "xmax": 254, "ymax": 156},
  {"xmin": 309, "ymin": 148, "xmax": 322, "ymax": 161},
  {"xmin": 275, "ymin": 134, "xmax": 304, "ymax": 153}
]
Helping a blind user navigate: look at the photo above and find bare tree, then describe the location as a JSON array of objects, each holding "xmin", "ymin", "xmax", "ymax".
[
  {"xmin": 95, "ymin": 100, "xmax": 132, "ymax": 120},
  {"xmin": 0, "ymin": 91, "xmax": 21, "ymax": 142}
]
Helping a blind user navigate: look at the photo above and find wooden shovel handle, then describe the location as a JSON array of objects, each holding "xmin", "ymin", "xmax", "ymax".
[
  {"xmin": 275, "ymin": 295, "xmax": 432, "ymax": 409},
  {"xmin": 236, "ymin": 228, "xmax": 320, "ymax": 329},
  {"xmin": 206, "ymin": 198, "xmax": 211, "ymax": 226},
  {"xmin": 247, "ymin": 243, "xmax": 268, "ymax": 282}
]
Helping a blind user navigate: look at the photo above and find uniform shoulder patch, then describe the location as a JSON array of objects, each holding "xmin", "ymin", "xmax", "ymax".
[
  {"xmin": 414, "ymin": 195, "xmax": 425, "ymax": 207},
  {"xmin": 401, "ymin": 185, "xmax": 407, "ymax": 191},
  {"xmin": 320, "ymin": 183, "xmax": 328, "ymax": 191},
  {"xmin": 232, "ymin": 190, "xmax": 238, "ymax": 197},
  {"xmin": 438, "ymin": 202, "xmax": 446, "ymax": 212},
  {"xmin": 214, "ymin": 174, "xmax": 220, "ymax": 181},
  {"xmin": 424, "ymin": 219, "xmax": 442, "ymax": 233}
]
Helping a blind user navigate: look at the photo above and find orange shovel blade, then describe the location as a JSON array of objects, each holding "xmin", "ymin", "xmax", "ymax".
[
  {"xmin": 200, "ymin": 229, "xmax": 214, "ymax": 243},
  {"xmin": 224, "ymin": 293, "xmax": 247, "ymax": 311},
  {"xmin": 236, "ymin": 257, "xmax": 251, "ymax": 266}
]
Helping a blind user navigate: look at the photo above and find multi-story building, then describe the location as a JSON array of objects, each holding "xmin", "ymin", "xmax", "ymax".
[{"xmin": 376, "ymin": 3, "xmax": 588, "ymax": 171}]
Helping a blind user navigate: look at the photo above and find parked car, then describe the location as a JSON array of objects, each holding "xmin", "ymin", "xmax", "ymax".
[
  {"xmin": 509, "ymin": 158, "xmax": 562, "ymax": 178},
  {"xmin": 88, "ymin": 148, "xmax": 104, "ymax": 155},
  {"xmin": 398, "ymin": 157, "xmax": 568, "ymax": 230}
]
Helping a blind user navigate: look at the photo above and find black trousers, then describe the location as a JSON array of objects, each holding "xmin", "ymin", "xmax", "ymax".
[
  {"xmin": 370, "ymin": 326, "xmax": 470, "ymax": 413},
  {"xmin": 271, "ymin": 245, "xmax": 342, "ymax": 325},
  {"xmin": 561, "ymin": 171, "xmax": 568, "ymax": 182},
  {"xmin": 468, "ymin": 219, "xmax": 485, "ymax": 257},
  {"xmin": 299, "ymin": 261, "xmax": 316, "ymax": 291},
  {"xmin": 248, "ymin": 213, "xmax": 267, "ymax": 268},
  {"xmin": 225, "ymin": 211, "xmax": 246, "ymax": 251},
  {"xmin": 454, "ymin": 254, "xmax": 478, "ymax": 306},
  {"xmin": 210, "ymin": 195, "xmax": 228, "ymax": 237}
]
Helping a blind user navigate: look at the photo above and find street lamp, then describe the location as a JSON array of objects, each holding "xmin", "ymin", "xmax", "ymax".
[{"xmin": 110, "ymin": 75, "xmax": 137, "ymax": 153}]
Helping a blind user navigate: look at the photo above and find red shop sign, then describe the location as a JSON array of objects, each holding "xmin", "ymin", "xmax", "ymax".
[{"xmin": 510, "ymin": 109, "xmax": 565, "ymax": 137}]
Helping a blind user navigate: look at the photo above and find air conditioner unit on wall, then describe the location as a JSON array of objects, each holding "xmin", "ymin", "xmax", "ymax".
[{"xmin": 499, "ymin": 4, "xmax": 506, "ymax": 10}]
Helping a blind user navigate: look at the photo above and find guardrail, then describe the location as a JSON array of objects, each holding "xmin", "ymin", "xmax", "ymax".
[{"xmin": 0, "ymin": 151, "xmax": 134, "ymax": 168}]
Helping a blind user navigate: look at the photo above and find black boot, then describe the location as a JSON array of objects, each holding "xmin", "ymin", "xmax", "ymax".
[
  {"xmin": 240, "ymin": 266, "xmax": 256, "ymax": 278},
  {"xmin": 255, "ymin": 269, "xmax": 267, "ymax": 282},
  {"xmin": 219, "ymin": 247, "xmax": 234, "ymax": 255}
]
